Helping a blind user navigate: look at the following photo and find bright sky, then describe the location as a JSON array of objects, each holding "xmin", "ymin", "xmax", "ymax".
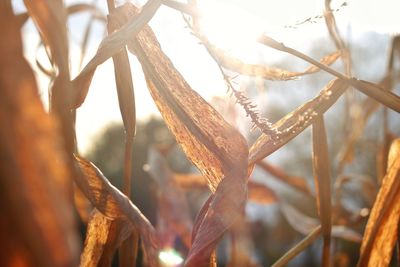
[{"xmin": 16, "ymin": 0, "xmax": 400, "ymax": 152}]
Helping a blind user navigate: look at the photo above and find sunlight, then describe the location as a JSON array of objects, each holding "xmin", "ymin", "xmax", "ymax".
[
  {"xmin": 197, "ymin": 0, "xmax": 265, "ymax": 55},
  {"xmin": 158, "ymin": 249, "xmax": 184, "ymax": 266}
]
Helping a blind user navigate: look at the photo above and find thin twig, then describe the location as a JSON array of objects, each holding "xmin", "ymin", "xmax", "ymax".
[{"xmin": 272, "ymin": 225, "xmax": 322, "ymax": 267}]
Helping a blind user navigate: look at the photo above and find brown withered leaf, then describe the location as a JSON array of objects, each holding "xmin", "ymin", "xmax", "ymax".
[
  {"xmin": 312, "ymin": 116, "xmax": 332, "ymax": 266},
  {"xmin": 80, "ymin": 210, "xmax": 114, "ymax": 267},
  {"xmin": 205, "ymin": 41, "xmax": 340, "ymax": 80},
  {"xmin": 71, "ymin": 0, "xmax": 162, "ymax": 108},
  {"xmin": 249, "ymin": 78, "xmax": 348, "ymax": 165},
  {"xmin": 113, "ymin": 3, "xmax": 249, "ymax": 191},
  {"xmin": 74, "ymin": 155, "xmax": 159, "ymax": 267},
  {"xmin": 186, "ymin": 175, "xmax": 247, "ymax": 266},
  {"xmin": 23, "ymin": 0, "xmax": 69, "ymax": 75},
  {"xmin": 107, "ymin": 9, "xmax": 139, "ymax": 267},
  {"xmin": 0, "ymin": 3, "xmax": 79, "ymax": 266},
  {"xmin": 24, "ymin": 0, "xmax": 77, "ymax": 166},
  {"xmin": 348, "ymin": 78, "xmax": 400, "ymax": 113},
  {"xmin": 80, "ymin": 210, "xmax": 134, "ymax": 267},
  {"xmin": 74, "ymin": 183, "xmax": 93, "ymax": 223},
  {"xmin": 357, "ymin": 139, "xmax": 400, "ymax": 267},
  {"xmin": 109, "ymin": 4, "xmax": 249, "ymax": 265},
  {"xmin": 258, "ymin": 35, "xmax": 400, "ymax": 113},
  {"xmin": 107, "ymin": 16, "xmax": 136, "ymax": 195}
]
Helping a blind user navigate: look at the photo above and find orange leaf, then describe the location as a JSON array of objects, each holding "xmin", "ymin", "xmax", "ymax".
[
  {"xmin": 208, "ymin": 42, "xmax": 341, "ymax": 80},
  {"xmin": 357, "ymin": 139, "xmax": 400, "ymax": 267},
  {"xmin": 110, "ymin": 4, "xmax": 249, "ymax": 265},
  {"xmin": 312, "ymin": 116, "xmax": 332, "ymax": 266},
  {"xmin": 80, "ymin": 210, "xmax": 134, "ymax": 267},
  {"xmin": 71, "ymin": 0, "xmax": 162, "ymax": 108},
  {"xmin": 0, "ymin": 3, "xmax": 79, "ymax": 266},
  {"xmin": 74, "ymin": 156, "xmax": 159, "ymax": 266}
]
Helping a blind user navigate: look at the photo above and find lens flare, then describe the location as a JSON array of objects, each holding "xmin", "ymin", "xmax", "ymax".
[{"xmin": 158, "ymin": 249, "xmax": 184, "ymax": 266}]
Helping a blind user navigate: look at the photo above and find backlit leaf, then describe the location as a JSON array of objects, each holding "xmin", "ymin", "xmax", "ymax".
[
  {"xmin": 71, "ymin": 0, "xmax": 162, "ymax": 108},
  {"xmin": 110, "ymin": 4, "xmax": 249, "ymax": 265},
  {"xmin": 312, "ymin": 116, "xmax": 332, "ymax": 266},
  {"xmin": 74, "ymin": 156, "xmax": 159, "ymax": 266},
  {"xmin": 0, "ymin": 3, "xmax": 79, "ymax": 265},
  {"xmin": 80, "ymin": 210, "xmax": 134, "ymax": 267},
  {"xmin": 249, "ymin": 78, "xmax": 348, "ymax": 165},
  {"xmin": 205, "ymin": 41, "xmax": 340, "ymax": 80},
  {"xmin": 357, "ymin": 139, "xmax": 400, "ymax": 267}
]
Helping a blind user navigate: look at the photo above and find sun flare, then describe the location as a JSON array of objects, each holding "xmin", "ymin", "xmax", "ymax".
[{"xmin": 197, "ymin": 0, "xmax": 265, "ymax": 54}]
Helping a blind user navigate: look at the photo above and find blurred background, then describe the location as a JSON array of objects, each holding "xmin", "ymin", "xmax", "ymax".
[{"xmin": 13, "ymin": 0, "xmax": 400, "ymax": 265}]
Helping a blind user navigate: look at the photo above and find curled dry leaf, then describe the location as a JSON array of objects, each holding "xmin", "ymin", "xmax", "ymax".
[
  {"xmin": 0, "ymin": 3, "xmax": 79, "ymax": 266},
  {"xmin": 249, "ymin": 78, "xmax": 348, "ymax": 165},
  {"xmin": 312, "ymin": 116, "xmax": 332, "ymax": 266},
  {"xmin": 357, "ymin": 139, "xmax": 400, "ymax": 267},
  {"xmin": 71, "ymin": 0, "xmax": 162, "ymax": 108},
  {"xmin": 204, "ymin": 41, "xmax": 341, "ymax": 80},
  {"xmin": 109, "ymin": 3, "xmax": 249, "ymax": 265},
  {"xmin": 74, "ymin": 155, "xmax": 159, "ymax": 267}
]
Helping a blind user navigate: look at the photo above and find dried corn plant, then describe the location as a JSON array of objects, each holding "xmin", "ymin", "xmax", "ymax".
[{"xmin": 1, "ymin": 0, "xmax": 399, "ymax": 267}]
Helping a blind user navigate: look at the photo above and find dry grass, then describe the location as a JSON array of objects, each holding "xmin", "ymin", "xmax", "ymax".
[{"xmin": 0, "ymin": 1, "xmax": 399, "ymax": 267}]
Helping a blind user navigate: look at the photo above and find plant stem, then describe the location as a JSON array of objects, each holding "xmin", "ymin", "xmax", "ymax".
[{"xmin": 272, "ymin": 225, "xmax": 322, "ymax": 267}]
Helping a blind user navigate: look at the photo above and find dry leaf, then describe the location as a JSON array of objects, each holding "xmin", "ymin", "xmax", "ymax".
[
  {"xmin": 249, "ymin": 78, "xmax": 348, "ymax": 165},
  {"xmin": 108, "ymin": 4, "xmax": 249, "ymax": 265},
  {"xmin": 312, "ymin": 116, "xmax": 332, "ymax": 266},
  {"xmin": 357, "ymin": 139, "xmax": 400, "ymax": 267},
  {"xmin": 71, "ymin": 0, "xmax": 162, "ymax": 108},
  {"xmin": 205, "ymin": 42, "xmax": 340, "ymax": 80},
  {"xmin": 74, "ymin": 155, "xmax": 159, "ymax": 266},
  {"xmin": 80, "ymin": 210, "xmax": 135, "ymax": 267},
  {"xmin": 0, "ymin": 3, "xmax": 79, "ymax": 266},
  {"xmin": 80, "ymin": 210, "xmax": 114, "ymax": 267}
]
